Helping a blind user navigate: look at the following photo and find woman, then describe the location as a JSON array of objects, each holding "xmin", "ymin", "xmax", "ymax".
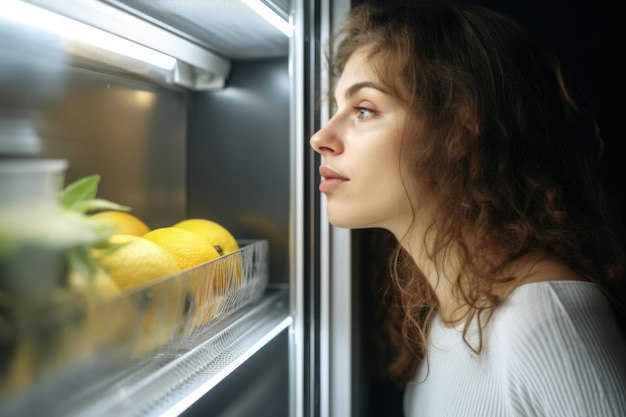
[{"xmin": 310, "ymin": 2, "xmax": 626, "ymax": 416}]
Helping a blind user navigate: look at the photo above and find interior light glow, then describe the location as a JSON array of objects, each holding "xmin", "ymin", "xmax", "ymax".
[
  {"xmin": 1, "ymin": 0, "xmax": 177, "ymax": 70},
  {"xmin": 242, "ymin": 0, "xmax": 291, "ymax": 37}
]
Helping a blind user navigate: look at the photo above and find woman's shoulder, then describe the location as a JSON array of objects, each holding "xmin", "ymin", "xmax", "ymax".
[
  {"xmin": 508, "ymin": 279, "xmax": 607, "ymax": 307},
  {"xmin": 493, "ymin": 254, "xmax": 615, "ymax": 335},
  {"xmin": 495, "ymin": 281, "xmax": 613, "ymax": 332},
  {"xmin": 488, "ymin": 281, "xmax": 626, "ymax": 412},
  {"xmin": 490, "ymin": 280, "xmax": 625, "ymax": 357}
]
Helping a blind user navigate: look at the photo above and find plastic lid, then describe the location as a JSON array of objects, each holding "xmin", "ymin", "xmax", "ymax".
[{"xmin": 0, "ymin": 158, "xmax": 68, "ymax": 174}]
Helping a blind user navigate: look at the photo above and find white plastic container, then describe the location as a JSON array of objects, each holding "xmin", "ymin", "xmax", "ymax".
[
  {"xmin": 0, "ymin": 158, "xmax": 69, "ymax": 306},
  {"xmin": 0, "ymin": 158, "xmax": 68, "ymax": 206}
]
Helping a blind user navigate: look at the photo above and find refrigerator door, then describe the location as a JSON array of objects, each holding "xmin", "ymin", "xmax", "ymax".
[{"xmin": 293, "ymin": 0, "xmax": 363, "ymax": 416}]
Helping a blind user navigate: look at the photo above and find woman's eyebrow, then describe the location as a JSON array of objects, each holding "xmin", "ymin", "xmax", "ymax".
[
  {"xmin": 331, "ymin": 81, "xmax": 391, "ymax": 106},
  {"xmin": 344, "ymin": 81, "xmax": 388, "ymax": 99}
]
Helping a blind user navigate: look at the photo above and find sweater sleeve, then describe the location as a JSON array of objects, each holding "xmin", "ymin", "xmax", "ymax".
[{"xmin": 496, "ymin": 283, "xmax": 626, "ymax": 417}]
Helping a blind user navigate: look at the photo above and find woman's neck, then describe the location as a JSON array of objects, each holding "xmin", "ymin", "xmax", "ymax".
[
  {"xmin": 400, "ymin": 231, "xmax": 468, "ymax": 324},
  {"xmin": 401, "ymin": 233, "xmax": 585, "ymax": 325}
]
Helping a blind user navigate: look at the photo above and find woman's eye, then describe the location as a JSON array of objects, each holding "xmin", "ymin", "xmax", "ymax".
[{"xmin": 355, "ymin": 107, "xmax": 376, "ymax": 120}]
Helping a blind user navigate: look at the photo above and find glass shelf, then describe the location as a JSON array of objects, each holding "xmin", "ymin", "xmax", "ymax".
[
  {"xmin": 64, "ymin": 287, "xmax": 289, "ymax": 417},
  {"xmin": 0, "ymin": 241, "xmax": 290, "ymax": 417}
]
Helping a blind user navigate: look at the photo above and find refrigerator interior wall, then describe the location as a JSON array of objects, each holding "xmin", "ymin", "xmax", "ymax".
[
  {"xmin": 31, "ymin": 68, "xmax": 188, "ymax": 228},
  {"xmin": 187, "ymin": 58, "xmax": 291, "ymax": 285}
]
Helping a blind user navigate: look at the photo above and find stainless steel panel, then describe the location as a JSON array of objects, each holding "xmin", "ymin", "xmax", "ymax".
[
  {"xmin": 288, "ymin": 1, "xmax": 307, "ymax": 415},
  {"xmin": 304, "ymin": 0, "xmax": 353, "ymax": 416},
  {"xmin": 34, "ymin": 68, "xmax": 186, "ymax": 229}
]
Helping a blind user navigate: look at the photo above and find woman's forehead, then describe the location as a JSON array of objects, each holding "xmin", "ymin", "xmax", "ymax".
[
  {"xmin": 335, "ymin": 48, "xmax": 389, "ymax": 92},
  {"xmin": 345, "ymin": 46, "xmax": 416, "ymax": 101}
]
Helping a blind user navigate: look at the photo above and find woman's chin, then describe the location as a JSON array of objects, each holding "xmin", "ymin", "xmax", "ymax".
[
  {"xmin": 327, "ymin": 213, "xmax": 371, "ymax": 230},
  {"xmin": 326, "ymin": 213, "xmax": 355, "ymax": 230}
]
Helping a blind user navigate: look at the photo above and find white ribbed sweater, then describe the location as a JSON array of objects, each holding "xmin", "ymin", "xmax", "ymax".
[{"xmin": 404, "ymin": 281, "xmax": 626, "ymax": 417}]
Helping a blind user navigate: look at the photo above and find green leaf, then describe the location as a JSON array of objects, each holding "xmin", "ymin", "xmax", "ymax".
[
  {"xmin": 59, "ymin": 175, "xmax": 131, "ymax": 214},
  {"xmin": 70, "ymin": 199, "xmax": 130, "ymax": 214},
  {"xmin": 67, "ymin": 246, "xmax": 98, "ymax": 279},
  {"xmin": 59, "ymin": 174, "xmax": 100, "ymax": 208}
]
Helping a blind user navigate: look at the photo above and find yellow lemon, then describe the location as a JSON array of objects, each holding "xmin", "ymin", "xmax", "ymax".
[
  {"xmin": 0, "ymin": 341, "xmax": 37, "ymax": 397},
  {"xmin": 182, "ymin": 263, "xmax": 228, "ymax": 330},
  {"xmin": 143, "ymin": 227, "xmax": 220, "ymax": 270},
  {"xmin": 131, "ymin": 277, "xmax": 189, "ymax": 358},
  {"xmin": 172, "ymin": 218, "xmax": 239, "ymax": 256},
  {"xmin": 62, "ymin": 267, "xmax": 136, "ymax": 362},
  {"xmin": 171, "ymin": 219, "xmax": 242, "ymax": 303},
  {"xmin": 214, "ymin": 251, "xmax": 243, "ymax": 293},
  {"xmin": 92, "ymin": 234, "xmax": 180, "ymax": 290},
  {"xmin": 90, "ymin": 210, "xmax": 151, "ymax": 236},
  {"xmin": 91, "ymin": 234, "xmax": 187, "ymax": 357},
  {"xmin": 144, "ymin": 225, "xmax": 231, "ymax": 330},
  {"xmin": 53, "ymin": 291, "xmax": 137, "ymax": 370},
  {"xmin": 67, "ymin": 266, "xmax": 121, "ymax": 299}
]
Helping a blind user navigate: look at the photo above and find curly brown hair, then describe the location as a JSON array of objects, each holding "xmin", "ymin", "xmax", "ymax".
[{"xmin": 329, "ymin": 2, "xmax": 626, "ymax": 385}]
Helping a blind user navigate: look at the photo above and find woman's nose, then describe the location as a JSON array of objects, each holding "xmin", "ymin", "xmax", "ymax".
[{"xmin": 310, "ymin": 122, "xmax": 343, "ymax": 155}]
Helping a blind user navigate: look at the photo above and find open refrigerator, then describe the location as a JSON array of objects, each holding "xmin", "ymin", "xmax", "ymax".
[{"xmin": 0, "ymin": 1, "xmax": 382, "ymax": 416}]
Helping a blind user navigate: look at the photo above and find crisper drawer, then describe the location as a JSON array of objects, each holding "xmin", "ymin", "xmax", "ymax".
[{"xmin": 0, "ymin": 239, "xmax": 291, "ymax": 417}]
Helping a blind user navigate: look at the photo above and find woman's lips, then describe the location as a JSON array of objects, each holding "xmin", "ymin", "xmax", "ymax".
[{"xmin": 319, "ymin": 165, "xmax": 349, "ymax": 193}]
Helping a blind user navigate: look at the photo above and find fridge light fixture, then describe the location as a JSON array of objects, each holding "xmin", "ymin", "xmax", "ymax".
[
  {"xmin": 242, "ymin": 0, "xmax": 292, "ymax": 37},
  {"xmin": 1, "ymin": 0, "xmax": 177, "ymax": 71}
]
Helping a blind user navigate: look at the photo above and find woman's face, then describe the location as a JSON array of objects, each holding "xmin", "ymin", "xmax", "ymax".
[{"xmin": 310, "ymin": 48, "xmax": 419, "ymax": 234}]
